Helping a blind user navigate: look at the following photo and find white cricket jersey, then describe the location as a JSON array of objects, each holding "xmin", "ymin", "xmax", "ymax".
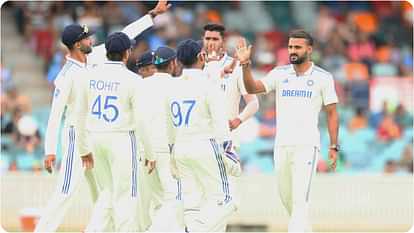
[
  {"xmin": 165, "ymin": 69, "xmax": 231, "ymax": 144},
  {"xmin": 43, "ymin": 14, "xmax": 154, "ymax": 156},
  {"xmin": 44, "ymin": 57, "xmax": 85, "ymax": 155},
  {"xmin": 260, "ymin": 63, "xmax": 338, "ymax": 147},
  {"xmin": 204, "ymin": 54, "xmax": 248, "ymax": 120},
  {"xmin": 75, "ymin": 61, "xmax": 155, "ymax": 159},
  {"xmin": 141, "ymin": 72, "xmax": 174, "ymax": 152}
]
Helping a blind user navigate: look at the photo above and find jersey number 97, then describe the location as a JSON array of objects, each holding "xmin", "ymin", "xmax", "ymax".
[{"xmin": 170, "ymin": 100, "xmax": 196, "ymax": 127}]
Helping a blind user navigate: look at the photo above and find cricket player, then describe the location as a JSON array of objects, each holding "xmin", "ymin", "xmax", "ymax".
[
  {"xmin": 75, "ymin": 32, "xmax": 156, "ymax": 232},
  {"xmin": 134, "ymin": 49, "xmax": 162, "ymax": 231},
  {"xmin": 235, "ymin": 30, "xmax": 339, "ymax": 232},
  {"xmin": 166, "ymin": 39, "xmax": 236, "ymax": 232},
  {"xmin": 136, "ymin": 50, "xmax": 157, "ymax": 78},
  {"xmin": 202, "ymin": 23, "xmax": 259, "ymax": 231},
  {"xmin": 202, "ymin": 23, "xmax": 259, "ymax": 145},
  {"xmin": 37, "ymin": 2, "xmax": 171, "ymax": 232},
  {"xmin": 137, "ymin": 46, "xmax": 184, "ymax": 232}
]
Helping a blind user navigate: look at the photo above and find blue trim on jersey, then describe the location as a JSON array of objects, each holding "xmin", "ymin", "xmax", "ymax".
[
  {"xmin": 209, "ymin": 139, "xmax": 231, "ymax": 203},
  {"xmin": 129, "ymin": 131, "xmax": 138, "ymax": 197},
  {"xmin": 61, "ymin": 126, "xmax": 75, "ymax": 194},
  {"xmin": 176, "ymin": 179, "xmax": 182, "ymax": 201}
]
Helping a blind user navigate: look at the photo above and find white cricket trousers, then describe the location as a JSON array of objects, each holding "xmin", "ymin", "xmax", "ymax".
[
  {"xmin": 136, "ymin": 155, "xmax": 162, "ymax": 231},
  {"xmin": 147, "ymin": 151, "xmax": 184, "ymax": 232},
  {"xmin": 85, "ymin": 131, "xmax": 140, "ymax": 232},
  {"xmin": 275, "ymin": 146, "xmax": 319, "ymax": 232},
  {"xmin": 174, "ymin": 138, "xmax": 236, "ymax": 232},
  {"xmin": 35, "ymin": 126, "xmax": 98, "ymax": 232}
]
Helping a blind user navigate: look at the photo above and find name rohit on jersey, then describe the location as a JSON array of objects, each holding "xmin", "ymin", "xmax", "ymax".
[
  {"xmin": 281, "ymin": 89, "xmax": 312, "ymax": 98},
  {"xmin": 89, "ymin": 80, "xmax": 120, "ymax": 92}
]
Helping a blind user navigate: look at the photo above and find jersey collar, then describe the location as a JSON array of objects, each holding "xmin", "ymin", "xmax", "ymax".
[
  {"xmin": 181, "ymin": 68, "xmax": 206, "ymax": 79},
  {"xmin": 289, "ymin": 62, "xmax": 314, "ymax": 76},
  {"xmin": 152, "ymin": 72, "xmax": 172, "ymax": 79},
  {"xmin": 104, "ymin": 61, "xmax": 125, "ymax": 66},
  {"xmin": 66, "ymin": 56, "xmax": 86, "ymax": 68}
]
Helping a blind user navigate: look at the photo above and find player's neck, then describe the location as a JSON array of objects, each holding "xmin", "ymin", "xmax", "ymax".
[
  {"xmin": 69, "ymin": 51, "xmax": 87, "ymax": 64},
  {"xmin": 293, "ymin": 61, "xmax": 312, "ymax": 76}
]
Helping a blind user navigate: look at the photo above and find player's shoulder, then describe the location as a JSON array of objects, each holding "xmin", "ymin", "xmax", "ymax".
[
  {"xmin": 313, "ymin": 65, "xmax": 332, "ymax": 77},
  {"xmin": 312, "ymin": 65, "xmax": 334, "ymax": 81},
  {"xmin": 273, "ymin": 64, "xmax": 292, "ymax": 72},
  {"xmin": 54, "ymin": 61, "xmax": 83, "ymax": 85}
]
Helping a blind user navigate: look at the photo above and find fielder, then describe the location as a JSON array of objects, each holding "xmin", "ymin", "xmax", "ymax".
[
  {"xmin": 139, "ymin": 46, "xmax": 184, "ymax": 232},
  {"xmin": 165, "ymin": 39, "xmax": 236, "ymax": 232},
  {"xmin": 236, "ymin": 30, "xmax": 339, "ymax": 232},
  {"xmin": 202, "ymin": 23, "xmax": 259, "ymax": 231},
  {"xmin": 74, "ymin": 32, "xmax": 156, "ymax": 232},
  {"xmin": 37, "ymin": 2, "xmax": 170, "ymax": 231},
  {"xmin": 136, "ymin": 50, "xmax": 157, "ymax": 78},
  {"xmin": 134, "ymin": 49, "xmax": 163, "ymax": 231}
]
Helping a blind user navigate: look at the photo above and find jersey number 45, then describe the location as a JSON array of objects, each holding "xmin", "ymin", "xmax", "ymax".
[{"xmin": 91, "ymin": 95, "xmax": 119, "ymax": 122}]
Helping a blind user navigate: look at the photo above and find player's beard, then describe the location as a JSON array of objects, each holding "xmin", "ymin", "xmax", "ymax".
[
  {"xmin": 289, "ymin": 52, "xmax": 308, "ymax": 64},
  {"xmin": 80, "ymin": 44, "xmax": 92, "ymax": 54}
]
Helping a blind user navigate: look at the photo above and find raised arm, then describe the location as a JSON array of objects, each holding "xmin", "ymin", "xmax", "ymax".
[
  {"xmin": 89, "ymin": 0, "xmax": 171, "ymax": 64},
  {"xmin": 235, "ymin": 37, "xmax": 266, "ymax": 94}
]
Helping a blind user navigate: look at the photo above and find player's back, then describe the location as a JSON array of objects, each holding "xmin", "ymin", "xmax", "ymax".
[
  {"xmin": 82, "ymin": 61, "xmax": 140, "ymax": 132},
  {"xmin": 167, "ymin": 69, "xmax": 229, "ymax": 143},
  {"xmin": 141, "ymin": 73, "xmax": 174, "ymax": 151}
]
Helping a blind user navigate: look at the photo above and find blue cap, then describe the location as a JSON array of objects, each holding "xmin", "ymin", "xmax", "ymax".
[
  {"xmin": 153, "ymin": 46, "xmax": 176, "ymax": 65},
  {"xmin": 62, "ymin": 24, "xmax": 94, "ymax": 47},
  {"xmin": 136, "ymin": 50, "xmax": 155, "ymax": 68},
  {"xmin": 177, "ymin": 39, "xmax": 202, "ymax": 65},
  {"xmin": 105, "ymin": 32, "xmax": 132, "ymax": 53}
]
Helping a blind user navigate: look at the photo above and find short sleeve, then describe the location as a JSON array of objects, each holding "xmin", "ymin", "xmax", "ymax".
[
  {"xmin": 322, "ymin": 74, "xmax": 339, "ymax": 105},
  {"xmin": 260, "ymin": 68, "xmax": 279, "ymax": 93}
]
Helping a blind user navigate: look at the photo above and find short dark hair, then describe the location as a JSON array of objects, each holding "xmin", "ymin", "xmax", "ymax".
[
  {"xmin": 106, "ymin": 51, "xmax": 126, "ymax": 61},
  {"xmin": 288, "ymin": 29, "xmax": 314, "ymax": 46},
  {"xmin": 203, "ymin": 23, "xmax": 225, "ymax": 37},
  {"xmin": 177, "ymin": 39, "xmax": 202, "ymax": 68}
]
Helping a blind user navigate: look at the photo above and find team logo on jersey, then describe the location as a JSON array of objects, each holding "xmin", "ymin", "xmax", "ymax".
[
  {"xmin": 307, "ymin": 80, "xmax": 314, "ymax": 86},
  {"xmin": 282, "ymin": 78, "xmax": 289, "ymax": 84}
]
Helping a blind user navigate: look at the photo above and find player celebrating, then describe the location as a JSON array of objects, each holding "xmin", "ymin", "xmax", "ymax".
[
  {"xmin": 166, "ymin": 39, "xmax": 236, "ymax": 232},
  {"xmin": 75, "ymin": 32, "xmax": 156, "ymax": 232},
  {"xmin": 236, "ymin": 30, "xmax": 339, "ymax": 232},
  {"xmin": 36, "ymin": 1, "xmax": 170, "ymax": 232},
  {"xmin": 202, "ymin": 23, "xmax": 259, "ymax": 231},
  {"xmin": 138, "ymin": 46, "xmax": 184, "ymax": 232}
]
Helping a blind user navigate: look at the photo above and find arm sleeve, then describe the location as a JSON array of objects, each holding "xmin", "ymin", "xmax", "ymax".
[
  {"xmin": 238, "ymin": 94, "xmax": 259, "ymax": 122},
  {"xmin": 73, "ymin": 71, "xmax": 91, "ymax": 156},
  {"xmin": 88, "ymin": 15, "xmax": 153, "ymax": 66},
  {"xmin": 206, "ymin": 83, "xmax": 231, "ymax": 143},
  {"xmin": 131, "ymin": 81, "xmax": 156, "ymax": 161},
  {"xmin": 237, "ymin": 66, "xmax": 259, "ymax": 122},
  {"xmin": 121, "ymin": 14, "xmax": 154, "ymax": 39},
  {"xmin": 322, "ymin": 74, "xmax": 339, "ymax": 106},
  {"xmin": 165, "ymin": 90, "xmax": 176, "ymax": 148},
  {"xmin": 44, "ymin": 72, "xmax": 72, "ymax": 155},
  {"xmin": 260, "ymin": 68, "xmax": 279, "ymax": 93}
]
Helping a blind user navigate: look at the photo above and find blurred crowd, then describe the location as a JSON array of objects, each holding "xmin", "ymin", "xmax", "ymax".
[{"xmin": 1, "ymin": 1, "xmax": 412, "ymax": 174}]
